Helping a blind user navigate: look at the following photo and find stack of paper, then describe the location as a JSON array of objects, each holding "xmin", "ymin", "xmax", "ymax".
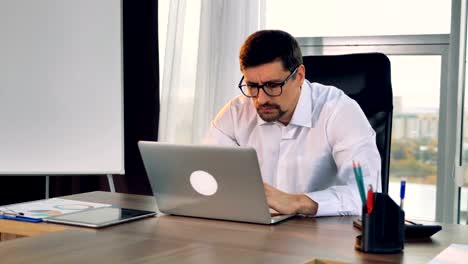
[
  {"xmin": 429, "ymin": 244, "xmax": 468, "ymax": 264},
  {"xmin": 0, "ymin": 198, "xmax": 111, "ymax": 220}
]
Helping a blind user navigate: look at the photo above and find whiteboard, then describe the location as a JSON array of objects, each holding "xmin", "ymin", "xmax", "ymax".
[{"xmin": 0, "ymin": 0, "xmax": 124, "ymax": 175}]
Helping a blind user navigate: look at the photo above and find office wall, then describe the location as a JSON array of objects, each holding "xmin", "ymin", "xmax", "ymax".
[{"xmin": 115, "ymin": 0, "xmax": 159, "ymax": 195}]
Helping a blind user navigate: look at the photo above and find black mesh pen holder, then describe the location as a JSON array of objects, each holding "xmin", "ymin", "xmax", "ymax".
[{"xmin": 355, "ymin": 192, "xmax": 405, "ymax": 253}]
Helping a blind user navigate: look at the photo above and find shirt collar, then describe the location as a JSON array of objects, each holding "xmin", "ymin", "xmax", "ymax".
[
  {"xmin": 289, "ymin": 81, "xmax": 312, "ymax": 128},
  {"xmin": 256, "ymin": 80, "xmax": 313, "ymax": 128}
]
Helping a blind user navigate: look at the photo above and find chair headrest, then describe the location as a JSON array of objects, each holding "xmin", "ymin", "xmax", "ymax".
[{"xmin": 303, "ymin": 53, "xmax": 393, "ymax": 116}]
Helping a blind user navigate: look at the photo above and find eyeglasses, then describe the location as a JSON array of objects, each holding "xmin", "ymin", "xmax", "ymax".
[{"xmin": 238, "ymin": 66, "xmax": 299, "ymax": 98}]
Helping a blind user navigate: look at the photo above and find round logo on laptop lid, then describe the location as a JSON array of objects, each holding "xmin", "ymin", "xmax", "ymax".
[{"xmin": 189, "ymin": 170, "xmax": 218, "ymax": 196}]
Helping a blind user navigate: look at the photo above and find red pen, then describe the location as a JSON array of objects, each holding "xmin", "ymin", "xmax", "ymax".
[{"xmin": 367, "ymin": 184, "xmax": 374, "ymax": 214}]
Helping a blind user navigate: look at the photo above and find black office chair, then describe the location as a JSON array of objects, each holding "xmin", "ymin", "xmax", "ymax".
[{"xmin": 302, "ymin": 53, "xmax": 393, "ymax": 193}]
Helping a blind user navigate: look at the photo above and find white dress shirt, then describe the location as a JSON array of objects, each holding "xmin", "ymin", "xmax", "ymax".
[{"xmin": 203, "ymin": 80, "xmax": 381, "ymax": 216}]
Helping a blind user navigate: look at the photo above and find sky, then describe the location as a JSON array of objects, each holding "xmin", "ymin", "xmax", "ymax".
[{"xmin": 389, "ymin": 55, "xmax": 441, "ymax": 111}]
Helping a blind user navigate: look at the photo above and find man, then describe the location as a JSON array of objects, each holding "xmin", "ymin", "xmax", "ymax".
[{"xmin": 203, "ymin": 30, "xmax": 380, "ymax": 216}]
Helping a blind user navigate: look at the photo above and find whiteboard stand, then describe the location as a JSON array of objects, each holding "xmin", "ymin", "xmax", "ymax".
[
  {"xmin": 107, "ymin": 174, "xmax": 116, "ymax": 193},
  {"xmin": 44, "ymin": 174, "xmax": 116, "ymax": 199},
  {"xmin": 45, "ymin": 175, "xmax": 50, "ymax": 199}
]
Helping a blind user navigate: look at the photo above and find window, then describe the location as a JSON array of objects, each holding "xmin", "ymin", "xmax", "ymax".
[
  {"xmin": 266, "ymin": 0, "xmax": 451, "ymax": 37},
  {"xmin": 297, "ymin": 35, "xmax": 449, "ymax": 221},
  {"xmin": 387, "ymin": 55, "xmax": 442, "ymax": 221}
]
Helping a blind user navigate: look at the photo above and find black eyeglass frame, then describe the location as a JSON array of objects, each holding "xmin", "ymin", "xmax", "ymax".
[{"xmin": 238, "ymin": 66, "xmax": 300, "ymax": 98}]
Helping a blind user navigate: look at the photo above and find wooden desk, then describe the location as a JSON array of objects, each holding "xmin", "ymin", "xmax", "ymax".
[
  {"xmin": 0, "ymin": 219, "xmax": 67, "ymax": 241},
  {"xmin": 0, "ymin": 191, "xmax": 466, "ymax": 263}
]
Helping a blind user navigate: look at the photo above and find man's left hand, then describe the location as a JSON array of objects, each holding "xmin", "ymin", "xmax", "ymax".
[{"xmin": 264, "ymin": 183, "xmax": 318, "ymax": 215}]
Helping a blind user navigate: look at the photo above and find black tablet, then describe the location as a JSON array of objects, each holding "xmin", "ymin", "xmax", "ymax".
[
  {"xmin": 44, "ymin": 207, "xmax": 156, "ymax": 228},
  {"xmin": 405, "ymin": 224, "xmax": 442, "ymax": 239},
  {"xmin": 353, "ymin": 218, "xmax": 442, "ymax": 239}
]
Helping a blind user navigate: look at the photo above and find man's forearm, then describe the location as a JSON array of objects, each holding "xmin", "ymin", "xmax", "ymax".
[{"xmin": 295, "ymin": 194, "xmax": 318, "ymax": 215}]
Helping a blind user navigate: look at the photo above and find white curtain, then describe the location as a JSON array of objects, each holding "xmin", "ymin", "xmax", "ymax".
[
  {"xmin": 159, "ymin": 0, "xmax": 265, "ymax": 143},
  {"xmin": 191, "ymin": 0, "xmax": 265, "ymax": 143},
  {"xmin": 158, "ymin": 0, "xmax": 191, "ymax": 143}
]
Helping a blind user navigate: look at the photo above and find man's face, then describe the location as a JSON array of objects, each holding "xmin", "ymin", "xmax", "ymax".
[{"xmin": 242, "ymin": 61, "xmax": 304, "ymax": 124}]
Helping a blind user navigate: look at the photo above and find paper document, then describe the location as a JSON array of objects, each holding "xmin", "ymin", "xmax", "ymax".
[
  {"xmin": 429, "ymin": 244, "xmax": 468, "ymax": 264},
  {"xmin": 0, "ymin": 198, "xmax": 111, "ymax": 219}
]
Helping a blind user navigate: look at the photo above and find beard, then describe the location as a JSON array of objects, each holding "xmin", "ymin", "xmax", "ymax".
[{"xmin": 255, "ymin": 102, "xmax": 286, "ymax": 122}]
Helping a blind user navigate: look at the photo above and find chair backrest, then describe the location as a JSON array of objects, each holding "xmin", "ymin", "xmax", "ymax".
[{"xmin": 302, "ymin": 53, "xmax": 393, "ymax": 193}]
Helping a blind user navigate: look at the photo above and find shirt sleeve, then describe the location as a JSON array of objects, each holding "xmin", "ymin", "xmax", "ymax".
[
  {"xmin": 202, "ymin": 102, "xmax": 239, "ymax": 146},
  {"xmin": 306, "ymin": 96, "xmax": 381, "ymax": 217}
]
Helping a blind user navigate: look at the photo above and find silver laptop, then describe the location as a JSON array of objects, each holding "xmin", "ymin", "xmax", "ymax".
[{"xmin": 138, "ymin": 141, "xmax": 294, "ymax": 224}]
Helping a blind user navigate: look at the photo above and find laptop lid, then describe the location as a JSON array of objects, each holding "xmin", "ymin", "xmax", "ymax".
[{"xmin": 138, "ymin": 141, "xmax": 292, "ymax": 224}]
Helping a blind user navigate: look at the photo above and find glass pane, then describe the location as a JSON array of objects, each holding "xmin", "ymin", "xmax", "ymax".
[
  {"xmin": 388, "ymin": 55, "xmax": 441, "ymax": 221},
  {"xmin": 266, "ymin": 0, "xmax": 451, "ymax": 37},
  {"xmin": 461, "ymin": 188, "xmax": 468, "ymax": 224},
  {"xmin": 461, "ymin": 37, "xmax": 468, "ymax": 224}
]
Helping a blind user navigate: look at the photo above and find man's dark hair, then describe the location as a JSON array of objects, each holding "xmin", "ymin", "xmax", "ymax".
[{"xmin": 239, "ymin": 30, "xmax": 303, "ymax": 72}]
